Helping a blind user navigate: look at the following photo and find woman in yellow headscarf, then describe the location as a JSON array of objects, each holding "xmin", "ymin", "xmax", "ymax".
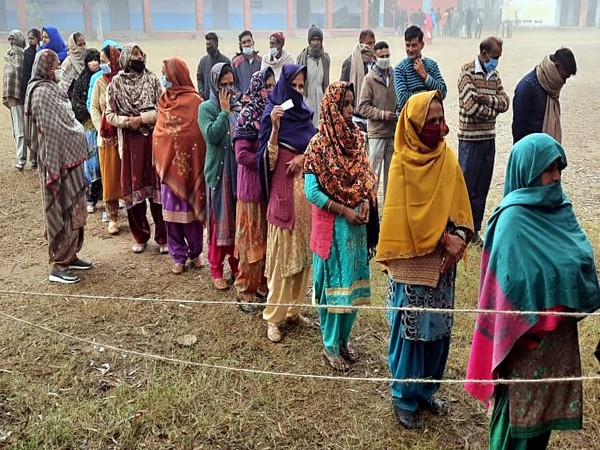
[{"xmin": 376, "ymin": 90, "xmax": 473, "ymax": 430}]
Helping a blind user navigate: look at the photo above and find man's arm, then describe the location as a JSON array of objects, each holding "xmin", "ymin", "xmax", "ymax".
[
  {"xmin": 511, "ymin": 79, "xmax": 533, "ymax": 143},
  {"xmin": 394, "ymin": 63, "xmax": 409, "ymax": 112},
  {"xmin": 357, "ymin": 77, "xmax": 383, "ymax": 120},
  {"xmin": 196, "ymin": 59, "xmax": 204, "ymax": 97},
  {"xmin": 458, "ymin": 66, "xmax": 497, "ymax": 120},
  {"xmin": 340, "ymin": 56, "xmax": 351, "ymax": 82},
  {"xmin": 424, "ymin": 59, "xmax": 447, "ymax": 98}
]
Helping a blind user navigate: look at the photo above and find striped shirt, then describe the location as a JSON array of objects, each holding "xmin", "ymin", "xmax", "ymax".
[
  {"xmin": 457, "ymin": 58, "xmax": 510, "ymax": 141},
  {"xmin": 394, "ymin": 57, "xmax": 447, "ymax": 112}
]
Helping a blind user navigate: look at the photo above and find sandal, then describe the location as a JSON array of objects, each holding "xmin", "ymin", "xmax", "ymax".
[
  {"xmin": 158, "ymin": 245, "xmax": 169, "ymax": 255},
  {"xmin": 288, "ymin": 314, "xmax": 313, "ymax": 327},
  {"xmin": 323, "ymin": 349, "xmax": 349, "ymax": 372},
  {"xmin": 131, "ymin": 242, "xmax": 147, "ymax": 254},
  {"xmin": 171, "ymin": 263, "xmax": 184, "ymax": 275},
  {"xmin": 107, "ymin": 221, "xmax": 119, "ymax": 235},
  {"xmin": 190, "ymin": 257, "xmax": 204, "ymax": 269},
  {"xmin": 340, "ymin": 342, "xmax": 359, "ymax": 363},
  {"xmin": 267, "ymin": 323, "xmax": 282, "ymax": 343},
  {"xmin": 212, "ymin": 277, "xmax": 229, "ymax": 291}
]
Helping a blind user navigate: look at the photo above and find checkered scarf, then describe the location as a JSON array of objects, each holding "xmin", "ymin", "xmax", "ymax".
[{"xmin": 2, "ymin": 30, "xmax": 26, "ymax": 105}]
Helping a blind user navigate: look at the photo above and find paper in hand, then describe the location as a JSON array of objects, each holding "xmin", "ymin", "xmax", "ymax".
[{"xmin": 281, "ymin": 99, "xmax": 294, "ymax": 111}]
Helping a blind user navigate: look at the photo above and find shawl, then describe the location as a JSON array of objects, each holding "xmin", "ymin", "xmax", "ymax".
[
  {"xmin": 60, "ymin": 32, "xmax": 87, "ymax": 93},
  {"xmin": 153, "ymin": 57, "xmax": 206, "ymax": 222},
  {"xmin": 24, "ymin": 49, "xmax": 88, "ymax": 240},
  {"xmin": 40, "ymin": 26, "xmax": 68, "ymax": 62},
  {"xmin": 536, "ymin": 55, "xmax": 564, "ymax": 143},
  {"xmin": 233, "ymin": 67, "xmax": 274, "ymax": 142},
  {"xmin": 3, "ymin": 30, "xmax": 26, "ymax": 105},
  {"xmin": 21, "ymin": 29, "xmax": 41, "ymax": 97},
  {"xmin": 71, "ymin": 48, "xmax": 99, "ymax": 123},
  {"xmin": 257, "ymin": 64, "xmax": 316, "ymax": 198},
  {"xmin": 465, "ymin": 133, "xmax": 600, "ymax": 403},
  {"xmin": 348, "ymin": 43, "xmax": 373, "ymax": 107},
  {"xmin": 376, "ymin": 90, "xmax": 473, "ymax": 264},
  {"xmin": 304, "ymin": 81, "xmax": 377, "ymax": 208},
  {"xmin": 261, "ymin": 50, "xmax": 295, "ymax": 81},
  {"xmin": 208, "ymin": 62, "xmax": 241, "ymax": 112},
  {"xmin": 108, "ymin": 43, "xmax": 161, "ymax": 117}
]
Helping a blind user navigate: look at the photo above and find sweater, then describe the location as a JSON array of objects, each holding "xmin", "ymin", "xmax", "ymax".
[
  {"xmin": 234, "ymin": 138, "xmax": 262, "ymax": 202},
  {"xmin": 394, "ymin": 56, "xmax": 447, "ymax": 112},
  {"xmin": 457, "ymin": 58, "xmax": 509, "ymax": 141},
  {"xmin": 196, "ymin": 51, "xmax": 231, "ymax": 100},
  {"xmin": 358, "ymin": 67, "xmax": 398, "ymax": 139},
  {"xmin": 198, "ymin": 100, "xmax": 232, "ymax": 188},
  {"xmin": 232, "ymin": 53, "xmax": 262, "ymax": 95},
  {"xmin": 512, "ymin": 69, "xmax": 548, "ymax": 144}
]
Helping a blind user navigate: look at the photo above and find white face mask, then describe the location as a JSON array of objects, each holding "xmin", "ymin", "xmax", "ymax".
[
  {"xmin": 269, "ymin": 47, "xmax": 279, "ymax": 58},
  {"xmin": 376, "ymin": 57, "xmax": 391, "ymax": 70},
  {"xmin": 53, "ymin": 68, "xmax": 64, "ymax": 82},
  {"xmin": 242, "ymin": 46, "xmax": 254, "ymax": 56}
]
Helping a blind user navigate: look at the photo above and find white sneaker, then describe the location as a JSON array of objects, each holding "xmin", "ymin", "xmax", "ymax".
[{"xmin": 86, "ymin": 203, "xmax": 95, "ymax": 214}]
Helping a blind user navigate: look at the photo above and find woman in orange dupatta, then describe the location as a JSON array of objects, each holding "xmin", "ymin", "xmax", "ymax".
[{"xmin": 153, "ymin": 57, "xmax": 206, "ymax": 274}]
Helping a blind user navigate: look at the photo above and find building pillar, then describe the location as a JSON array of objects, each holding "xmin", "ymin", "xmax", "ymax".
[
  {"xmin": 142, "ymin": 0, "xmax": 152, "ymax": 32},
  {"xmin": 579, "ymin": 0, "xmax": 589, "ymax": 26},
  {"xmin": 195, "ymin": 0, "xmax": 203, "ymax": 30},
  {"xmin": 16, "ymin": 0, "xmax": 27, "ymax": 30},
  {"xmin": 83, "ymin": 0, "xmax": 94, "ymax": 35},
  {"xmin": 243, "ymin": 0, "xmax": 251, "ymax": 29},
  {"xmin": 361, "ymin": 0, "xmax": 369, "ymax": 29},
  {"xmin": 287, "ymin": 0, "xmax": 294, "ymax": 31},
  {"xmin": 325, "ymin": 0, "xmax": 333, "ymax": 29}
]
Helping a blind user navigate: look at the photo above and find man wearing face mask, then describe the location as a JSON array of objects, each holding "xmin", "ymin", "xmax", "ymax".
[
  {"xmin": 296, "ymin": 25, "xmax": 330, "ymax": 128},
  {"xmin": 457, "ymin": 37, "xmax": 509, "ymax": 246},
  {"xmin": 358, "ymin": 41, "xmax": 397, "ymax": 201},
  {"xmin": 260, "ymin": 31, "xmax": 294, "ymax": 82},
  {"xmin": 340, "ymin": 29, "xmax": 376, "ymax": 132},
  {"xmin": 196, "ymin": 32, "xmax": 231, "ymax": 100},
  {"xmin": 232, "ymin": 30, "xmax": 262, "ymax": 95},
  {"xmin": 394, "ymin": 26, "xmax": 446, "ymax": 113}
]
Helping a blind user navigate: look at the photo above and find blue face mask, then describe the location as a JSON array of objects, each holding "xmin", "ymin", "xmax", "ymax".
[
  {"xmin": 99, "ymin": 63, "xmax": 110, "ymax": 74},
  {"xmin": 160, "ymin": 74, "xmax": 173, "ymax": 89},
  {"xmin": 484, "ymin": 57, "xmax": 499, "ymax": 72}
]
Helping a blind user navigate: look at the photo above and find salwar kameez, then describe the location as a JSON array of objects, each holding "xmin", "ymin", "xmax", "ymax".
[
  {"xmin": 98, "ymin": 141, "xmax": 121, "ymax": 222},
  {"xmin": 386, "ymin": 269, "xmax": 455, "ymax": 412},
  {"xmin": 83, "ymin": 119, "xmax": 102, "ymax": 206}
]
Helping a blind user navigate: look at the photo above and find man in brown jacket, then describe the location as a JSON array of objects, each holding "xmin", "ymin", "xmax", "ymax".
[{"xmin": 358, "ymin": 41, "xmax": 398, "ymax": 200}]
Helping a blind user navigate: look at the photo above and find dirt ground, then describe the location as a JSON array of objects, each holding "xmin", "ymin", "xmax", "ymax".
[{"xmin": 0, "ymin": 28, "xmax": 599, "ymax": 449}]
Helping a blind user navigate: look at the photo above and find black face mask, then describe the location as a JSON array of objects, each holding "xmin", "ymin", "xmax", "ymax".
[{"xmin": 129, "ymin": 59, "xmax": 145, "ymax": 74}]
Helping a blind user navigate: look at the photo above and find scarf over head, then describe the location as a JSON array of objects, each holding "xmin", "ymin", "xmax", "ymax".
[
  {"xmin": 233, "ymin": 67, "xmax": 274, "ymax": 142},
  {"xmin": 307, "ymin": 26, "xmax": 324, "ymax": 59},
  {"xmin": 208, "ymin": 62, "xmax": 241, "ymax": 112},
  {"xmin": 40, "ymin": 26, "xmax": 68, "ymax": 62},
  {"xmin": 271, "ymin": 32, "xmax": 285, "ymax": 47},
  {"xmin": 304, "ymin": 81, "xmax": 377, "ymax": 208},
  {"xmin": 465, "ymin": 133, "xmax": 600, "ymax": 403},
  {"xmin": 3, "ymin": 29, "xmax": 26, "ymax": 104},
  {"xmin": 535, "ymin": 55, "xmax": 564, "ymax": 143},
  {"xmin": 61, "ymin": 32, "xmax": 87, "ymax": 89},
  {"xmin": 71, "ymin": 48, "xmax": 99, "ymax": 123},
  {"xmin": 102, "ymin": 44, "xmax": 121, "ymax": 83},
  {"xmin": 349, "ymin": 42, "xmax": 374, "ymax": 107},
  {"xmin": 153, "ymin": 57, "xmax": 206, "ymax": 222},
  {"xmin": 24, "ymin": 49, "xmax": 88, "ymax": 240},
  {"xmin": 376, "ymin": 90, "xmax": 473, "ymax": 264}
]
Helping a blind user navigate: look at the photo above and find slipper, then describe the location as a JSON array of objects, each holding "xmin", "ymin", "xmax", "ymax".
[
  {"xmin": 267, "ymin": 323, "xmax": 282, "ymax": 343},
  {"xmin": 131, "ymin": 242, "xmax": 147, "ymax": 254},
  {"xmin": 212, "ymin": 277, "xmax": 229, "ymax": 291},
  {"xmin": 158, "ymin": 245, "xmax": 169, "ymax": 254},
  {"xmin": 172, "ymin": 263, "xmax": 184, "ymax": 275},
  {"xmin": 323, "ymin": 349, "xmax": 349, "ymax": 372},
  {"xmin": 190, "ymin": 257, "xmax": 204, "ymax": 269},
  {"xmin": 340, "ymin": 343, "xmax": 359, "ymax": 363}
]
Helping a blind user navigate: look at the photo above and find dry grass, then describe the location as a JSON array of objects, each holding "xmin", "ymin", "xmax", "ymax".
[{"xmin": 0, "ymin": 28, "xmax": 599, "ymax": 449}]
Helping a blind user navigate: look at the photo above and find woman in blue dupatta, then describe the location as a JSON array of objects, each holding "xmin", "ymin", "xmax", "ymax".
[
  {"xmin": 465, "ymin": 133, "xmax": 600, "ymax": 450},
  {"xmin": 40, "ymin": 26, "xmax": 68, "ymax": 63},
  {"xmin": 258, "ymin": 64, "xmax": 317, "ymax": 343}
]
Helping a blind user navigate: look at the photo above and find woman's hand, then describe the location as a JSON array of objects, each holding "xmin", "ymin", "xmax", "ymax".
[
  {"xmin": 219, "ymin": 89, "xmax": 231, "ymax": 113},
  {"xmin": 342, "ymin": 205, "xmax": 367, "ymax": 226},
  {"xmin": 286, "ymin": 154, "xmax": 304, "ymax": 176},
  {"xmin": 440, "ymin": 233, "xmax": 466, "ymax": 272},
  {"xmin": 358, "ymin": 200, "xmax": 370, "ymax": 223},
  {"xmin": 270, "ymin": 105, "xmax": 284, "ymax": 131},
  {"xmin": 128, "ymin": 116, "xmax": 143, "ymax": 130}
]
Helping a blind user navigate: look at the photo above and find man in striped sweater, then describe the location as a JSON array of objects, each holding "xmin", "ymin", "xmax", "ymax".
[
  {"xmin": 457, "ymin": 37, "xmax": 509, "ymax": 245},
  {"xmin": 394, "ymin": 25, "xmax": 447, "ymax": 113}
]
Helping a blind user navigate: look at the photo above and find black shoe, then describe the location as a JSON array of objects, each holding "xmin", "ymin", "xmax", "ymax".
[
  {"xmin": 236, "ymin": 296, "xmax": 257, "ymax": 314},
  {"xmin": 68, "ymin": 258, "xmax": 93, "ymax": 270},
  {"xmin": 471, "ymin": 232, "xmax": 484, "ymax": 247},
  {"xmin": 418, "ymin": 397, "xmax": 448, "ymax": 415},
  {"xmin": 393, "ymin": 404, "xmax": 422, "ymax": 430},
  {"xmin": 49, "ymin": 269, "xmax": 80, "ymax": 284}
]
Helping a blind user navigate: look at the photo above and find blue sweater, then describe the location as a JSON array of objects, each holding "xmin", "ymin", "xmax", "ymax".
[
  {"xmin": 394, "ymin": 57, "xmax": 447, "ymax": 112},
  {"xmin": 512, "ymin": 69, "xmax": 548, "ymax": 144}
]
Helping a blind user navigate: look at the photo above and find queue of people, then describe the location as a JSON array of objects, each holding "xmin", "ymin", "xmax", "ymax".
[{"xmin": 4, "ymin": 24, "xmax": 599, "ymax": 449}]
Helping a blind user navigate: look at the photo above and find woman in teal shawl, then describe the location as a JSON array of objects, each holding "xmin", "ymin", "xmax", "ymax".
[{"xmin": 465, "ymin": 133, "xmax": 600, "ymax": 450}]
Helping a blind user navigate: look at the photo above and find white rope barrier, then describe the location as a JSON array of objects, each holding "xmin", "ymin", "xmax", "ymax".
[
  {"xmin": 1, "ymin": 310, "xmax": 599, "ymax": 385},
  {"xmin": 0, "ymin": 289, "xmax": 599, "ymax": 317}
]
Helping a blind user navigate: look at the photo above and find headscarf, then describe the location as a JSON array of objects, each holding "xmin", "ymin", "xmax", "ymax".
[
  {"xmin": 208, "ymin": 62, "xmax": 240, "ymax": 112},
  {"xmin": 61, "ymin": 32, "xmax": 87, "ymax": 90},
  {"xmin": 40, "ymin": 26, "xmax": 68, "ymax": 62},
  {"xmin": 71, "ymin": 48, "xmax": 100, "ymax": 123},
  {"xmin": 102, "ymin": 44, "xmax": 122, "ymax": 83},
  {"xmin": 87, "ymin": 40, "xmax": 121, "ymax": 98},
  {"xmin": 24, "ymin": 49, "xmax": 88, "ymax": 240},
  {"xmin": 304, "ymin": 81, "xmax": 376, "ymax": 207},
  {"xmin": 465, "ymin": 133, "xmax": 600, "ymax": 403},
  {"xmin": 348, "ymin": 42, "xmax": 374, "ymax": 107},
  {"xmin": 3, "ymin": 30, "xmax": 26, "ymax": 105},
  {"xmin": 233, "ymin": 67, "xmax": 274, "ymax": 142},
  {"xmin": 376, "ymin": 90, "xmax": 473, "ymax": 264},
  {"xmin": 307, "ymin": 25, "xmax": 324, "ymax": 59},
  {"xmin": 271, "ymin": 32, "xmax": 285, "ymax": 47},
  {"xmin": 535, "ymin": 55, "xmax": 564, "ymax": 143},
  {"xmin": 153, "ymin": 57, "xmax": 206, "ymax": 222}
]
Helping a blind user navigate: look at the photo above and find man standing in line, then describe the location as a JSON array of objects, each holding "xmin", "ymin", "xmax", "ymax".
[
  {"xmin": 231, "ymin": 30, "xmax": 262, "ymax": 95},
  {"xmin": 394, "ymin": 26, "xmax": 446, "ymax": 113},
  {"xmin": 512, "ymin": 48, "xmax": 577, "ymax": 144},
  {"xmin": 196, "ymin": 32, "xmax": 230, "ymax": 100},
  {"xmin": 340, "ymin": 29, "xmax": 376, "ymax": 132},
  {"xmin": 458, "ymin": 37, "xmax": 509, "ymax": 245},
  {"xmin": 358, "ymin": 41, "xmax": 397, "ymax": 201}
]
